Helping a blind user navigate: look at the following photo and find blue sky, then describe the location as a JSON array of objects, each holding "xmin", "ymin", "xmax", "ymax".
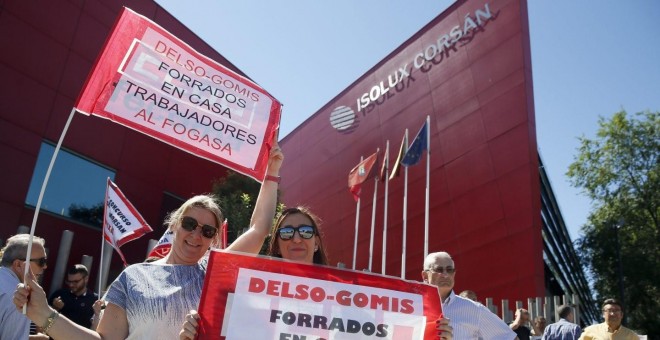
[{"xmin": 155, "ymin": 0, "xmax": 660, "ymax": 240}]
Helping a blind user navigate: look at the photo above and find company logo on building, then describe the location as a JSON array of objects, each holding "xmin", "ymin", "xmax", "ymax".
[{"xmin": 329, "ymin": 2, "xmax": 494, "ymax": 132}]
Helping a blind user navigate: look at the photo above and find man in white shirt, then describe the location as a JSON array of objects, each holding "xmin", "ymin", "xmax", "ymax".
[{"xmin": 422, "ymin": 251, "xmax": 517, "ymax": 339}]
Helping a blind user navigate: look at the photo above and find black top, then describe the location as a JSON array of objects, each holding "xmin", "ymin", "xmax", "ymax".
[
  {"xmin": 512, "ymin": 325, "xmax": 531, "ymax": 340},
  {"xmin": 49, "ymin": 288, "xmax": 98, "ymax": 328}
]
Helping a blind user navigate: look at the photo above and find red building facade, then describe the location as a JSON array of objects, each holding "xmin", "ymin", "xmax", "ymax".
[
  {"xmin": 279, "ymin": 0, "xmax": 544, "ymax": 303},
  {"xmin": 0, "ymin": 0, "xmax": 244, "ymax": 288}
]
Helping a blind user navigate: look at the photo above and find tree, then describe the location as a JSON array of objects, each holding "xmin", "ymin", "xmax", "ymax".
[
  {"xmin": 212, "ymin": 171, "xmax": 282, "ymax": 254},
  {"xmin": 68, "ymin": 202, "xmax": 105, "ymax": 227},
  {"xmin": 567, "ymin": 110, "xmax": 659, "ymax": 334}
]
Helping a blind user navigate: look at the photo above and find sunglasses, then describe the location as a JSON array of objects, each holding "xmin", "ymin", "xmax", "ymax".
[
  {"xmin": 426, "ymin": 266, "xmax": 455, "ymax": 274},
  {"xmin": 22, "ymin": 257, "xmax": 48, "ymax": 268},
  {"xmin": 277, "ymin": 225, "xmax": 316, "ymax": 240},
  {"xmin": 180, "ymin": 216, "xmax": 218, "ymax": 239}
]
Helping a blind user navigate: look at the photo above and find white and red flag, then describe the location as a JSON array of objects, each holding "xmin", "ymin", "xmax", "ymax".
[
  {"xmin": 348, "ymin": 151, "xmax": 379, "ymax": 201},
  {"xmin": 103, "ymin": 178, "xmax": 152, "ymax": 265},
  {"xmin": 74, "ymin": 7, "xmax": 281, "ymax": 181},
  {"xmin": 147, "ymin": 229, "xmax": 174, "ymax": 259}
]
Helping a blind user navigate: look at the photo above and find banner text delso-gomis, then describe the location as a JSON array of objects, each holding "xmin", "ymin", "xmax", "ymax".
[
  {"xmin": 75, "ymin": 8, "xmax": 281, "ymax": 180},
  {"xmin": 198, "ymin": 252, "xmax": 442, "ymax": 340}
]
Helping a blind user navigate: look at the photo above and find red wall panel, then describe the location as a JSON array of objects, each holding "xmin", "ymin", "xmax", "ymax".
[
  {"xmin": 280, "ymin": 0, "xmax": 543, "ymax": 303},
  {"xmin": 0, "ymin": 0, "xmax": 249, "ymax": 290}
]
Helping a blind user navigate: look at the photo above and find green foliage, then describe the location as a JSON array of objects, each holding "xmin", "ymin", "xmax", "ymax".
[
  {"xmin": 68, "ymin": 202, "xmax": 105, "ymax": 227},
  {"xmin": 567, "ymin": 110, "xmax": 659, "ymax": 334},
  {"xmin": 212, "ymin": 171, "xmax": 282, "ymax": 254}
]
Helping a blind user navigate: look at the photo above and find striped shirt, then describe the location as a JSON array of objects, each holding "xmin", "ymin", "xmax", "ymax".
[
  {"xmin": 542, "ymin": 318, "xmax": 582, "ymax": 340},
  {"xmin": 104, "ymin": 260, "xmax": 207, "ymax": 340},
  {"xmin": 443, "ymin": 291, "xmax": 517, "ymax": 339}
]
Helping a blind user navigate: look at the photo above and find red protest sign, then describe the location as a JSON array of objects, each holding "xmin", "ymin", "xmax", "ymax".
[
  {"xmin": 75, "ymin": 8, "xmax": 281, "ymax": 181},
  {"xmin": 198, "ymin": 251, "xmax": 441, "ymax": 339}
]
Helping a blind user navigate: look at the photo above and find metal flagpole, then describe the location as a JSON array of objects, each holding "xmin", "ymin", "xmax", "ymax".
[
  {"xmin": 98, "ymin": 179, "xmax": 110, "ymax": 296},
  {"xmin": 98, "ymin": 236, "xmax": 106, "ymax": 296},
  {"xmin": 368, "ymin": 148, "xmax": 380, "ymax": 271},
  {"xmin": 368, "ymin": 177, "xmax": 378, "ymax": 271},
  {"xmin": 352, "ymin": 156, "xmax": 363, "ymax": 270},
  {"xmin": 23, "ymin": 108, "xmax": 77, "ymax": 314},
  {"xmin": 401, "ymin": 129, "xmax": 409, "ymax": 279},
  {"xmin": 381, "ymin": 140, "xmax": 390, "ymax": 275},
  {"xmin": 424, "ymin": 115, "xmax": 431, "ymax": 259}
]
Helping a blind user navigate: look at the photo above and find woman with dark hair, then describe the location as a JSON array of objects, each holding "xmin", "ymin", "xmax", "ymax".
[{"xmin": 265, "ymin": 206, "xmax": 329, "ymax": 265}]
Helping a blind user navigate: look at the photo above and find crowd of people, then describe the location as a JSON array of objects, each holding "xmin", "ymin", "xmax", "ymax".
[{"xmin": 1, "ymin": 144, "xmax": 640, "ymax": 340}]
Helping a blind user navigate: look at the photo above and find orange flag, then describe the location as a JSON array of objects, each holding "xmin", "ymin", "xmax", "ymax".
[{"xmin": 389, "ymin": 131, "xmax": 408, "ymax": 180}]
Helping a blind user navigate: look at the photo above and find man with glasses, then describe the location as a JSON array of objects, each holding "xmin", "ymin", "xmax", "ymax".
[
  {"xmin": 579, "ymin": 298, "xmax": 638, "ymax": 339},
  {"xmin": 421, "ymin": 251, "xmax": 516, "ymax": 339},
  {"xmin": 49, "ymin": 264, "xmax": 98, "ymax": 328},
  {"xmin": 0, "ymin": 234, "xmax": 49, "ymax": 339}
]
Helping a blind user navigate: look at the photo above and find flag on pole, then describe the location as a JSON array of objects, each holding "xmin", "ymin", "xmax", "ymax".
[
  {"xmin": 348, "ymin": 151, "xmax": 378, "ymax": 201},
  {"xmin": 147, "ymin": 230, "xmax": 174, "ymax": 259},
  {"xmin": 379, "ymin": 145, "xmax": 389, "ymax": 182},
  {"xmin": 389, "ymin": 131, "xmax": 408, "ymax": 180},
  {"xmin": 74, "ymin": 8, "xmax": 281, "ymax": 181},
  {"xmin": 401, "ymin": 121, "xmax": 428, "ymax": 167},
  {"xmin": 103, "ymin": 178, "xmax": 152, "ymax": 265}
]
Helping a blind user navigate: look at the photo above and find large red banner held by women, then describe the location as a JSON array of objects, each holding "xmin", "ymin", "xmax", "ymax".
[
  {"xmin": 198, "ymin": 251, "xmax": 442, "ymax": 339},
  {"xmin": 74, "ymin": 7, "xmax": 281, "ymax": 181}
]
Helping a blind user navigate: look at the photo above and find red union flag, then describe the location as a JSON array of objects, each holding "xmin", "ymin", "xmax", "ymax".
[
  {"xmin": 147, "ymin": 229, "xmax": 173, "ymax": 259},
  {"xmin": 197, "ymin": 251, "xmax": 442, "ymax": 339},
  {"xmin": 75, "ymin": 8, "xmax": 281, "ymax": 180},
  {"xmin": 348, "ymin": 151, "xmax": 379, "ymax": 201},
  {"xmin": 103, "ymin": 178, "xmax": 152, "ymax": 264}
]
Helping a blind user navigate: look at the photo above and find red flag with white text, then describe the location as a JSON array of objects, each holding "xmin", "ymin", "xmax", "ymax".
[
  {"xmin": 348, "ymin": 151, "xmax": 378, "ymax": 201},
  {"xmin": 74, "ymin": 7, "xmax": 281, "ymax": 181},
  {"xmin": 103, "ymin": 178, "xmax": 152, "ymax": 265}
]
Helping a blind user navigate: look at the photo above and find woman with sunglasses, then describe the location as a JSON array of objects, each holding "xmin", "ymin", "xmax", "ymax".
[
  {"xmin": 265, "ymin": 206, "xmax": 329, "ymax": 265},
  {"xmin": 14, "ymin": 144, "xmax": 284, "ymax": 340},
  {"xmin": 179, "ymin": 206, "xmax": 328, "ymax": 339}
]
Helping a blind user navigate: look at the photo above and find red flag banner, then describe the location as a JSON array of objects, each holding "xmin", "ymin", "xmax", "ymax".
[
  {"xmin": 75, "ymin": 8, "xmax": 281, "ymax": 181},
  {"xmin": 147, "ymin": 229, "xmax": 173, "ymax": 259},
  {"xmin": 197, "ymin": 251, "xmax": 442, "ymax": 339},
  {"xmin": 348, "ymin": 151, "xmax": 379, "ymax": 201},
  {"xmin": 103, "ymin": 178, "xmax": 152, "ymax": 264}
]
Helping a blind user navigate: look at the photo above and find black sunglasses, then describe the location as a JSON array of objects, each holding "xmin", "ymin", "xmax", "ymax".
[
  {"xmin": 180, "ymin": 216, "xmax": 218, "ymax": 239},
  {"xmin": 277, "ymin": 225, "xmax": 316, "ymax": 240},
  {"xmin": 22, "ymin": 257, "xmax": 48, "ymax": 268}
]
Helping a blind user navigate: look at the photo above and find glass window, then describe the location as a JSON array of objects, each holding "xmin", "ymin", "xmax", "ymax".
[{"xmin": 25, "ymin": 142, "xmax": 115, "ymax": 228}]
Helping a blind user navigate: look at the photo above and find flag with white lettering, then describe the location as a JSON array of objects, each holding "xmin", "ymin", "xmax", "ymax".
[
  {"xmin": 197, "ymin": 251, "xmax": 442, "ymax": 340},
  {"xmin": 74, "ymin": 7, "xmax": 281, "ymax": 181},
  {"xmin": 103, "ymin": 178, "xmax": 152, "ymax": 264}
]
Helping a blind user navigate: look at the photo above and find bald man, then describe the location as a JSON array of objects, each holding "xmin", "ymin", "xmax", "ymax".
[{"xmin": 422, "ymin": 251, "xmax": 516, "ymax": 339}]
